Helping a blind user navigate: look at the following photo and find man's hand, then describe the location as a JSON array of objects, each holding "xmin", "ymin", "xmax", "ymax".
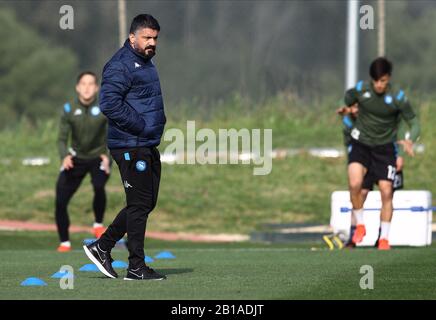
[
  {"xmin": 100, "ymin": 154, "xmax": 110, "ymax": 175},
  {"xmin": 396, "ymin": 156, "xmax": 404, "ymax": 171},
  {"xmin": 397, "ymin": 140, "xmax": 415, "ymax": 157},
  {"xmin": 336, "ymin": 106, "xmax": 349, "ymax": 115},
  {"xmin": 62, "ymin": 155, "xmax": 74, "ymax": 170},
  {"xmin": 336, "ymin": 103, "xmax": 359, "ymax": 116}
]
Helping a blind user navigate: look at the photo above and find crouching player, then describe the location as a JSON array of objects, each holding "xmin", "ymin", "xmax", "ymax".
[{"xmin": 55, "ymin": 71, "xmax": 111, "ymax": 252}]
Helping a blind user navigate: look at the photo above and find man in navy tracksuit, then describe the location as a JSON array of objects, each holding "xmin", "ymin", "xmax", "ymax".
[{"xmin": 83, "ymin": 14, "xmax": 166, "ymax": 281}]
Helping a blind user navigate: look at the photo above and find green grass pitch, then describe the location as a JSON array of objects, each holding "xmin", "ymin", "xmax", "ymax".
[{"xmin": 1, "ymin": 231, "xmax": 436, "ymax": 299}]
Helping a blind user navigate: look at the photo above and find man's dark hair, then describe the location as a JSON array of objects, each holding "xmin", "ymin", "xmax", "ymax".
[
  {"xmin": 76, "ymin": 71, "xmax": 98, "ymax": 84},
  {"xmin": 129, "ymin": 14, "xmax": 160, "ymax": 34},
  {"xmin": 369, "ymin": 57, "xmax": 393, "ymax": 80}
]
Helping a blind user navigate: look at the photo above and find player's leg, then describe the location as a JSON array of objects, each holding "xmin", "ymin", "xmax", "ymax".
[
  {"xmin": 378, "ymin": 180, "xmax": 393, "ymax": 250},
  {"xmin": 85, "ymin": 148, "xmax": 164, "ymax": 280},
  {"xmin": 348, "ymin": 162, "xmax": 366, "ymax": 209},
  {"xmin": 347, "ymin": 141, "xmax": 371, "ymax": 244},
  {"xmin": 348, "ymin": 162, "xmax": 368, "ymax": 243},
  {"xmin": 95, "ymin": 150, "xmax": 158, "ymax": 254},
  {"xmin": 379, "ymin": 181, "xmax": 394, "ymax": 224},
  {"xmin": 372, "ymin": 143, "xmax": 397, "ymax": 250},
  {"xmin": 346, "ymin": 185, "xmax": 371, "ymax": 247},
  {"xmin": 54, "ymin": 161, "xmax": 86, "ymax": 251},
  {"xmin": 90, "ymin": 158, "xmax": 110, "ymax": 238},
  {"xmin": 345, "ymin": 141, "xmax": 370, "ymax": 247},
  {"xmin": 122, "ymin": 147, "xmax": 164, "ymax": 280}
]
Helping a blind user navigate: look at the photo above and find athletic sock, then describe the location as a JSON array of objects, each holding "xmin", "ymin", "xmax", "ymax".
[
  {"xmin": 353, "ymin": 208, "xmax": 364, "ymax": 225},
  {"xmin": 93, "ymin": 222, "xmax": 104, "ymax": 228},
  {"xmin": 60, "ymin": 241, "xmax": 71, "ymax": 247},
  {"xmin": 380, "ymin": 222, "xmax": 391, "ymax": 239}
]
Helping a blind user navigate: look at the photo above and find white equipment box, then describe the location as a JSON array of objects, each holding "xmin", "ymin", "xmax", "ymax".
[{"xmin": 330, "ymin": 190, "xmax": 433, "ymax": 246}]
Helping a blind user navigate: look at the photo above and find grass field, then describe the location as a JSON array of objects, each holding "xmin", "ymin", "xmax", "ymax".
[
  {"xmin": 1, "ymin": 96, "xmax": 435, "ymax": 300},
  {"xmin": 1, "ymin": 231, "xmax": 436, "ymax": 300}
]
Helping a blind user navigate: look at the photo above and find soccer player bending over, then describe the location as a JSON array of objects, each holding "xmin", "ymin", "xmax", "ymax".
[
  {"xmin": 337, "ymin": 57, "xmax": 420, "ymax": 250},
  {"xmin": 56, "ymin": 71, "xmax": 111, "ymax": 252}
]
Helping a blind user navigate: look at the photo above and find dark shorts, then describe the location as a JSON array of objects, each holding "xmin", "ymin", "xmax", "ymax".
[
  {"xmin": 361, "ymin": 170, "xmax": 404, "ymax": 191},
  {"xmin": 347, "ymin": 140, "xmax": 397, "ymax": 185}
]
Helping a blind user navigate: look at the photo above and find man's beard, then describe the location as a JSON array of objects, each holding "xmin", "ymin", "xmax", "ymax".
[
  {"xmin": 133, "ymin": 42, "xmax": 156, "ymax": 58},
  {"xmin": 144, "ymin": 47, "xmax": 156, "ymax": 58}
]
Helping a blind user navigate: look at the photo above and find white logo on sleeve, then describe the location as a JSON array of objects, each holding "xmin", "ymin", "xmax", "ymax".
[
  {"xmin": 123, "ymin": 180, "xmax": 133, "ymax": 189},
  {"xmin": 363, "ymin": 91, "xmax": 371, "ymax": 99},
  {"xmin": 134, "ymin": 62, "xmax": 141, "ymax": 68},
  {"xmin": 384, "ymin": 95, "xmax": 393, "ymax": 104},
  {"xmin": 351, "ymin": 128, "xmax": 361, "ymax": 140}
]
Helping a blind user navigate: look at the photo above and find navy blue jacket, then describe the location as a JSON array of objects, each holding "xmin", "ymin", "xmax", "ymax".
[{"xmin": 99, "ymin": 39, "xmax": 166, "ymax": 149}]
